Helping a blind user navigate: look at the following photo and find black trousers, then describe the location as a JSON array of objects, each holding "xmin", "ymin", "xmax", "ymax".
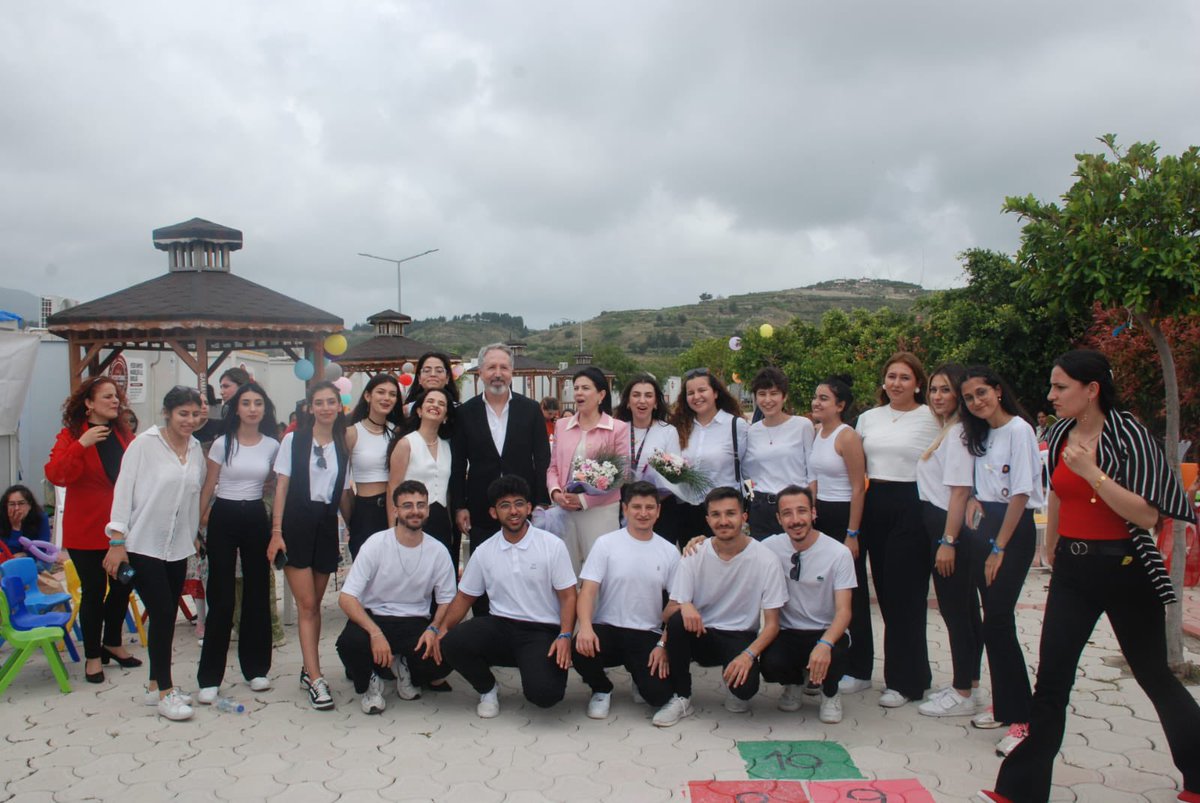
[
  {"xmin": 441, "ymin": 615, "xmax": 567, "ymax": 708},
  {"xmin": 335, "ymin": 612, "xmax": 452, "ymax": 693},
  {"xmin": 426, "ymin": 502, "xmax": 459, "ymax": 574},
  {"xmin": 922, "ymin": 501, "xmax": 984, "ymax": 691},
  {"xmin": 849, "ymin": 481, "xmax": 931, "ymax": 699},
  {"xmin": 197, "ymin": 498, "xmax": 272, "ymax": 687},
  {"xmin": 815, "ymin": 499, "xmax": 850, "ymax": 545},
  {"xmin": 128, "ymin": 552, "xmax": 188, "ymax": 690},
  {"xmin": 676, "ymin": 502, "xmax": 715, "ymax": 547},
  {"xmin": 748, "ymin": 496, "xmax": 780, "ymax": 541},
  {"xmin": 760, "ymin": 629, "xmax": 850, "ymax": 697},
  {"xmin": 664, "ymin": 610, "xmax": 759, "ymax": 700},
  {"xmin": 571, "ymin": 623, "xmax": 672, "ymax": 707},
  {"xmin": 69, "ymin": 547, "xmax": 132, "ymax": 660},
  {"xmin": 976, "ymin": 501, "xmax": 1034, "ymax": 724},
  {"xmin": 995, "ymin": 547, "xmax": 1200, "ymax": 802},
  {"xmin": 348, "ymin": 493, "xmax": 389, "ymax": 559}
]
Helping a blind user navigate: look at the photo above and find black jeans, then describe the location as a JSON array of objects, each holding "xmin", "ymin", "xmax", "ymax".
[
  {"xmin": 923, "ymin": 501, "xmax": 984, "ymax": 691},
  {"xmin": 128, "ymin": 552, "xmax": 188, "ymax": 690},
  {"xmin": 748, "ymin": 496, "xmax": 780, "ymax": 541},
  {"xmin": 815, "ymin": 499, "xmax": 850, "ymax": 546},
  {"xmin": 850, "ymin": 481, "xmax": 931, "ymax": 699},
  {"xmin": 995, "ymin": 546, "xmax": 1200, "ymax": 802},
  {"xmin": 69, "ymin": 547, "xmax": 133, "ymax": 660},
  {"xmin": 676, "ymin": 502, "xmax": 715, "ymax": 548},
  {"xmin": 348, "ymin": 493, "xmax": 389, "ymax": 559},
  {"xmin": 197, "ymin": 498, "xmax": 272, "ymax": 688},
  {"xmin": 976, "ymin": 502, "xmax": 1035, "ymax": 724},
  {"xmin": 441, "ymin": 615, "xmax": 567, "ymax": 708},
  {"xmin": 760, "ymin": 629, "xmax": 850, "ymax": 697},
  {"xmin": 571, "ymin": 623, "xmax": 673, "ymax": 707},
  {"xmin": 664, "ymin": 610, "xmax": 759, "ymax": 700},
  {"xmin": 335, "ymin": 613, "xmax": 451, "ymax": 694}
]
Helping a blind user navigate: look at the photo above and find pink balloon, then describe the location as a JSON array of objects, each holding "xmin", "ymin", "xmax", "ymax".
[{"xmin": 333, "ymin": 377, "xmax": 352, "ymax": 394}]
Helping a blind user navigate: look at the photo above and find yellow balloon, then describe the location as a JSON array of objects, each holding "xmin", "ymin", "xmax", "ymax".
[
  {"xmin": 324, "ymin": 333, "xmax": 348, "ymax": 356},
  {"xmin": 759, "ymin": 323, "xmax": 775, "ymax": 339}
]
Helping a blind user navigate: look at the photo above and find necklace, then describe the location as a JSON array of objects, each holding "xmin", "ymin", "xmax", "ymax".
[
  {"xmin": 889, "ymin": 406, "xmax": 916, "ymax": 424},
  {"xmin": 164, "ymin": 432, "xmax": 189, "ymax": 463},
  {"xmin": 393, "ymin": 533, "xmax": 424, "ymax": 575}
]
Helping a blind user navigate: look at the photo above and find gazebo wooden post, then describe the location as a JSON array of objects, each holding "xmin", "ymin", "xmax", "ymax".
[
  {"xmin": 67, "ymin": 337, "xmax": 83, "ymax": 392},
  {"xmin": 308, "ymin": 338, "xmax": 326, "ymax": 383},
  {"xmin": 195, "ymin": 335, "xmax": 208, "ymax": 394}
]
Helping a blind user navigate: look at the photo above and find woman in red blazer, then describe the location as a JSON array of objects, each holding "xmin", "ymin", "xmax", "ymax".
[
  {"xmin": 45, "ymin": 376, "xmax": 140, "ymax": 683},
  {"xmin": 546, "ymin": 366, "xmax": 631, "ymax": 575}
]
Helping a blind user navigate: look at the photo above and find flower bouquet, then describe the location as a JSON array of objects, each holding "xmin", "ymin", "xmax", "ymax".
[
  {"xmin": 647, "ymin": 450, "xmax": 712, "ymax": 496},
  {"xmin": 566, "ymin": 450, "xmax": 627, "ymax": 495}
]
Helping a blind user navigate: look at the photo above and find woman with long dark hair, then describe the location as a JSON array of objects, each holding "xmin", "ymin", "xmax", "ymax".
[
  {"xmin": 982, "ymin": 351, "xmax": 1200, "ymax": 803},
  {"xmin": 547, "ymin": 366, "xmax": 631, "ymax": 573},
  {"xmin": 1, "ymin": 485, "xmax": 50, "ymax": 557},
  {"xmin": 344, "ymin": 374, "xmax": 402, "ymax": 558},
  {"xmin": 842, "ymin": 352, "xmax": 940, "ymax": 708},
  {"xmin": 388, "ymin": 386, "xmax": 456, "ymax": 568},
  {"xmin": 103, "ymin": 385, "xmax": 206, "ymax": 720},
  {"xmin": 44, "ymin": 376, "xmax": 139, "ymax": 684},
  {"xmin": 405, "ymin": 351, "xmax": 460, "ymax": 414},
  {"xmin": 195, "ymin": 381, "xmax": 279, "ymax": 703},
  {"xmin": 615, "ymin": 373, "xmax": 682, "ymax": 544},
  {"xmin": 268, "ymin": 381, "xmax": 350, "ymax": 710},
  {"xmin": 668, "ymin": 369, "xmax": 748, "ymax": 544},
  {"xmin": 743, "ymin": 367, "xmax": 814, "ymax": 540}
]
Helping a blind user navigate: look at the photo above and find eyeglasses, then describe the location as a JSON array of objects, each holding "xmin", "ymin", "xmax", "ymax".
[
  {"xmin": 684, "ymin": 367, "xmax": 710, "ymax": 379},
  {"xmin": 420, "ymin": 366, "xmax": 447, "ymax": 375},
  {"xmin": 789, "ymin": 551, "xmax": 802, "ymax": 581},
  {"xmin": 7, "ymin": 500, "xmax": 30, "ymax": 508},
  {"xmin": 313, "ymin": 443, "xmax": 327, "ymax": 469}
]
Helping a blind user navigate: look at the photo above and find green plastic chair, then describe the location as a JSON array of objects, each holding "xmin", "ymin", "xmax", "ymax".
[{"xmin": 0, "ymin": 577, "xmax": 71, "ymax": 695}]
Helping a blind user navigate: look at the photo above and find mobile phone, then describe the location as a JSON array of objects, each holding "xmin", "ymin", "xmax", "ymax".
[
  {"xmin": 969, "ymin": 508, "xmax": 983, "ymax": 529},
  {"xmin": 273, "ymin": 550, "xmax": 288, "ymax": 570}
]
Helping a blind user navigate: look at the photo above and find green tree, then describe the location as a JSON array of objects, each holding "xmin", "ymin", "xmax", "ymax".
[
  {"xmin": 676, "ymin": 336, "xmax": 737, "ymax": 382},
  {"xmin": 1004, "ymin": 134, "xmax": 1200, "ymax": 667},
  {"xmin": 591, "ymin": 344, "xmax": 640, "ymax": 390}
]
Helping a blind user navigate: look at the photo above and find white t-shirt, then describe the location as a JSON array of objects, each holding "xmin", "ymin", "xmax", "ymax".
[
  {"xmin": 458, "ymin": 525, "xmax": 577, "ymax": 625},
  {"xmin": 973, "ymin": 417, "xmax": 1046, "ymax": 509},
  {"xmin": 810, "ymin": 423, "xmax": 853, "ymax": 503},
  {"xmin": 915, "ymin": 422, "xmax": 974, "ymax": 511},
  {"xmin": 744, "ymin": 416, "xmax": 815, "ymax": 494},
  {"xmin": 580, "ymin": 528, "xmax": 680, "ymax": 633},
  {"xmin": 856, "ymin": 405, "xmax": 941, "ymax": 482},
  {"xmin": 669, "ymin": 537, "xmax": 788, "ymax": 631},
  {"xmin": 273, "ymin": 432, "xmax": 351, "ymax": 504},
  {"xmin": 350, "ymin": 422, "xmax": 392, "ymax": 484},
  {"xmin": 341, "ymin": 529, "xmax": 457, "ymax": 617},
  {"xmin": 761, "ymin": 532, "xmax": 857, "ymax": 631},
  {"xmin": 210, "ymin": 435, "xmax": 279, "ymax": 501},
  {"xmin": 679, "ymin": 410, "xmax": 749, "ymax": 504}
]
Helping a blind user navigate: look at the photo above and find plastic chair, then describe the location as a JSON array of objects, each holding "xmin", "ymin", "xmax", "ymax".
[
  {"xmin": 0, "ymin": 577, "xmax": 75, "ymax": 693},
  {"xmin": 3, "ymin": 576, "xmax": 80, "ymax": 663},
  {"xmin": 63, "ymin": 559, "xmax": 83, "ymax": 640},
  {"xmin": 0, "ymin": 557, "xmax": 72, "ymax": 615},
  {"xmin": 127, "ymin": 594, "xmax": 147, "ymax": 647}
]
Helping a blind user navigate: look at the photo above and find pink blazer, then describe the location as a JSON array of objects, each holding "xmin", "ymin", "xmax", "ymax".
[{"xmin": 546, "ymin": 413, "xmax": 631, "ymax": 509}]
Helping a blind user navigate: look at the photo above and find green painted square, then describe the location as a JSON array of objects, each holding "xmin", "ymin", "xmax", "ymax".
[{"xmin": 736, "ymin": 740, "xmax": 863, "ymax": 780}]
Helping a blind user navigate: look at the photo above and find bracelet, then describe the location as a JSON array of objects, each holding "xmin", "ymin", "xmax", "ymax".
[
  {"xmin": 655, "ymin": 640, "xmax": 666, "ymax": 649},
  {"xmin": 426, "ymin": 624, "xmax": 441, "ymax": 635},
  {"xmin": 108, "ymin": 539, "xmax": 125, "ymax": 547},
  {"xmin": 742, "ymin": 648, "xmax": 758, "ymax": 662},
  {"xmin": 816, "ymin": 638, "xmax": 835, "ymax": 649},
  {"xmin": 556, "ymin": 632, "xmax": 572, "ymax": 640},
  {"xmin": 990, "ymin": 539, "xmax": 1005, "ymax": 555},
  {"xmin": 369, "ymin": 631, "xmax": 385, "ymax": 639},
  {"xmin": 845, "ymin": 529, "xmax": 860, "ymax": 539}
]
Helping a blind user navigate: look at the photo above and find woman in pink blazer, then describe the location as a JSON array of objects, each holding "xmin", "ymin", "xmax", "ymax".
[{"xmin": 546, "ymin": 366, "xmax": 631, "ymax": 574}]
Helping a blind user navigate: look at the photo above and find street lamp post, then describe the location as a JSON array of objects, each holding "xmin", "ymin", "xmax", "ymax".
[{"xmin": 357, "ymin": 249, "xmax": 439, "ymax": 313}]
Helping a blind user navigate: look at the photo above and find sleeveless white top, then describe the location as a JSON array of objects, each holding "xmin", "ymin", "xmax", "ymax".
[
  {"xmin": 402, "ymin": 430, "xmax": 450, "ymax": 507},
  {"xmin": 350, "ymin": 421, "xmax": 392, "ymax": 484},
  {"xmin": 810, "ymin": 423, "xmax": 853, "ymax": 502}
]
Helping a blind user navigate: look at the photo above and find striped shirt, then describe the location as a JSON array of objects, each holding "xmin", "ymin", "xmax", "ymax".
[{"xmin": 1045, "ymin": 409, "xmax": 1195, "ymax": 605}]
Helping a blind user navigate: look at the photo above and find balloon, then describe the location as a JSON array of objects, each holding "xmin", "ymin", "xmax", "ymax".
[
  {"xmin": 333, "ymin": 377, "xmax": 352, "ymax": 394},
  {"xmin": 759, "ymin": 323, "xmax": 775, "ymax": 339},
  {"xmin": 401, "ymin": 361, "xmax": 415, "ymax": 375},
  {"xmin": 293, "ymin": 359, "xmax": 315, "ymax": 380},
  {"xmin": 340, "ymin": 392, "xmax": 353, "ymax": 406},
  {"xmin": 325, "ymin": 362, "xmax": 343, "ymax": 380},
  {"xmin": 452, "ymin": 364, "xmax": 465, "ymax": 379},
  {"xmin": 324, "ymin": 333, "xmax": 348, "ymax": 356},
  {"xmin": 19, "ymin": 537, "xmax": 59, "ymax": 564},
  {"xmin": 398, "ymin": 373, "xmax": 414, "ymax": 387},
  {"xmin": 728, "ymin": 336, "xmax": 742, "ymax": 351}
]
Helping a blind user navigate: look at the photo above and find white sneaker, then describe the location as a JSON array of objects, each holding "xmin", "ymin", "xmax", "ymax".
[
  {"xmin": 777, "ymin": 684, "xmax": 803, "ymax": 712},
  {"xmin": 995, "ymin": 723, "xmax": 1029, "ymax": 757},
  {"xmin": 477, "ymin": 686, "xmax": 500, "ymax": 719},
  {"xmin": 144, "ymin": 689, "xmax": 192, "ymax": 706},
  {"xmin": 878, "ymin": 688, "xmax": 910, "ymax": 708},
  {"xmin": 360, "ymin": 674, "xmax": 386, "ymax": 715},
  {"xmin": 393, "ymin": 657, "xmax": 420, "ymax": 701},
  {"xmin": 196, "ymin": 686, "xmax": 219, "ymax": 705},
  {"xmin": 972, "ymin": 707, "xmax": 1005, "ymax": 729},
  {"xmin": 819, "ymin": 692, "xmax": 843, "ymax": 724},
  {"xmin": 918, "ymin": 687, "xmax": 979, "ymax": 717},
  {"xmin": 586, "ymin": 692, "xmax": 612, "ymax": 719},
  {"xmin": 308, "ymin": 676, "xmax": 335, "ymax": 710},
  {"xmin": 724, "ymin": 691, "xmax": 751, "ymax": 713},
  {"xmin": 652, "ymin": 695, "xmax": 694, "ymax": 727},
  {"xmin": 157, "ymin": 689, "xmax": 194, "ymax": 721},
  {"xmin": 838, "ymin": 675, "xmax": 872, "ymax": 694},
  {"xmin": 248, "ymin": 676, "xmax": 271, "ymax": 692}
]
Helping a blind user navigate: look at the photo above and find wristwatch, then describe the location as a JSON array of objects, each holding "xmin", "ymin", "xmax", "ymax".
[{"xmin": 938, "ymin": 534, "xmax": 957, "ymax": 547}]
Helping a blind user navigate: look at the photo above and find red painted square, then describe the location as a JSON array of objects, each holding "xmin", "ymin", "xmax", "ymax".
[
  {"xmin": 806, "ymin": 779, "xmax": 936, "ymax": 802},
  {"xmin": 688, "ymin": 780, "xmax": 810, "ymax": 802}
]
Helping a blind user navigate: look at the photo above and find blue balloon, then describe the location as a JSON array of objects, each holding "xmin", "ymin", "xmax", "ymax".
[{"xmin": 294, "ymin": 358, "xmax": 315, "ymax": 380}]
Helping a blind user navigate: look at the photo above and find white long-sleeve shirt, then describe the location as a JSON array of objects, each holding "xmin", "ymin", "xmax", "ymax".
[{"xmin": 106, "ymin": 425, "xmax": 205, "ymax": 562}]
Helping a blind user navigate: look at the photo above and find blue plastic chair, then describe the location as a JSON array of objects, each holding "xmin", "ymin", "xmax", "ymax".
[
  {"xmin": 2, "ymin": 576, "xmax": 80, "ymax": 663},
  {"xmin": 0, "ymin": 577, "xmax": 70, "ymax": 695},
  {"xmin": 0, "ymin": 557, "xmax": 72, "ymax": 615}
]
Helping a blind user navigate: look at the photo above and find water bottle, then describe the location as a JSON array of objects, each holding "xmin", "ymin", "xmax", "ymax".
[
  {"xmin": 214, "ymin": 697, "xmax": 246, "ymax": 714},
  {"xmin": 116, "ymin": 562, "xmax": 136, "ymax": 584}
]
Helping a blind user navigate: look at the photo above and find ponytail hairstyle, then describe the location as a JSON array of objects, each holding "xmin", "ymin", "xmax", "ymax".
[
  {"xmin": 959, "ymin": 365, "xmax": 1030, "ymax": 457},
  {"xmin": 1052, "ymin": 349, "xmax": 1118, "ymax": 414},
  {"xmin": 818, "ymin": 374, "xmax": 856, "ymax": 425}
]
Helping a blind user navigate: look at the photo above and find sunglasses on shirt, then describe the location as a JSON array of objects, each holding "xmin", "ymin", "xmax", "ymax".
[
  {"xmin": 789, "ymin": 551, "xmax": 802, "ymax": 581},
  {"xmin": 313, "ymin": 443, "xmax": 327, "ymax": 469}
]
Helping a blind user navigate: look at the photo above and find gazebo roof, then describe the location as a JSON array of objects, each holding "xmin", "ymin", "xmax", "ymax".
[
  {"xmin": 152, "ymin": 217, "xmax": 244, "ymax": 249},
  {"xmin": 465, "ymin": 354, "xmax": 557, "ymax": 376},
  {"xmin": 336, "ymin": 335, "xmax": 461, "ymax": 371}
]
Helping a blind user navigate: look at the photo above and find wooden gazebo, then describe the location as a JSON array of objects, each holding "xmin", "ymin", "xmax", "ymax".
[
  {"xmin": 553, "ymin": 351, "xmax": 617, "ymax": 410},
  {"xmin": 47, "ymin": 218, "xmax": 343, "ymax": 390},
  {"xmin": 335, "ymin": 309, "xmax": 460, "ymax": 376}
]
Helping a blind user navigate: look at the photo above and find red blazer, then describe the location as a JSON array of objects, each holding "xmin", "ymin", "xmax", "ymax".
[{"xmin": 44, "ymin": 423, "xmax": 134, "ymax": 551}]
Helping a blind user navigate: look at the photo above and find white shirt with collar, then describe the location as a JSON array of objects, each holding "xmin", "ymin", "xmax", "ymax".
[
  {"xmin": 458, "ymin": 525, "xmax": 576, "ymax": 625},
  {"xmin": 485, "ymin": 392, "xmax": 512, "ymax": 456},
  {"xmin": 106, "ymin": 425, "xmax": 205, "ymax": 562},
  {"xmin": 680, "ymin": 409, "xmax": 750, "ymax": 503}
]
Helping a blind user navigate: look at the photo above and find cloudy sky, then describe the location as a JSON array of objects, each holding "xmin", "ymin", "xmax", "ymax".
[{"xmin": 2, "ymin": 2, "xmax": 1197, "ymax": 328}]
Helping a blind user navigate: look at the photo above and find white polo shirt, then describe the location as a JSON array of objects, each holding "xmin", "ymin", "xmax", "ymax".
[
  {"xmin": 761, "ymin": 532, "xmax": 856, "ymax": 632},
  {"xmin": 580, "ymin": 528, "xmax": 680, "ymax": 633},
  {"xmin": 669, "ymin": 537, "xmax": 788, "ymax": 631},
  {"xmin": 342, "ymin": 529, "xmax": 457, "ymax": 617},
  {"xmin": 458, "ymin": 525, "xmax": 576, "ymax": 625}
]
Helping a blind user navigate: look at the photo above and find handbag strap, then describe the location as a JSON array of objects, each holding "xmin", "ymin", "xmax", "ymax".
[{"xmin": 731, "ymin": 415, "xmax": 743, "ymax": 489}]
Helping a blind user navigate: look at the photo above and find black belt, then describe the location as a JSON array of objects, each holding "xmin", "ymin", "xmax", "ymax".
[
  {"xmin": 1057, "ymin": 538, "xmax": 1134, "ymax": 558},
  {"xmin": 357, "ymin": 493, "xmax": 387, "ymax": 508},
  {"xmin": 752, "ymin": 493, "xmax": 779, "ymax": 505}
]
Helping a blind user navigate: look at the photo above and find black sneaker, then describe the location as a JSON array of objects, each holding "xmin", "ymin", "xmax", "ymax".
[{"xmin": 308, "ymin": 676, "xmax": 334, "ymax": 710}]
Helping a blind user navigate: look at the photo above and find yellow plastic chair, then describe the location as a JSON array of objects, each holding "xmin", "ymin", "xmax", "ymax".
[{"xmin": 61, "ymin": 558, "xmax": 148, "ymax": 648}]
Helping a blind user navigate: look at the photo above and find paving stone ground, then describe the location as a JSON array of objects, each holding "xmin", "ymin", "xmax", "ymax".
[{"xmin": 3, "ymin": 564, "xmax": 1198, "ymax": 802}]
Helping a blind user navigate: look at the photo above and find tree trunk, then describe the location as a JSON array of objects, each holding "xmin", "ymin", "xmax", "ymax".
[{"xmin": 1135, "ymin": 312, "xmax": 1186, "ymax": 668}]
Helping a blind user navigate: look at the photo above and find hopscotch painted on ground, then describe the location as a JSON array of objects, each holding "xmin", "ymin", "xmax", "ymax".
[{"xmin": 687, "ymin": 740, "xmax": 935, "ymax": 802}]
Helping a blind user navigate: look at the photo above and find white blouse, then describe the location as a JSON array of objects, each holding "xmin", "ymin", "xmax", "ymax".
[{"xmin": 679, "ymin": 410, "xmax": 750, "ymax": 504}]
